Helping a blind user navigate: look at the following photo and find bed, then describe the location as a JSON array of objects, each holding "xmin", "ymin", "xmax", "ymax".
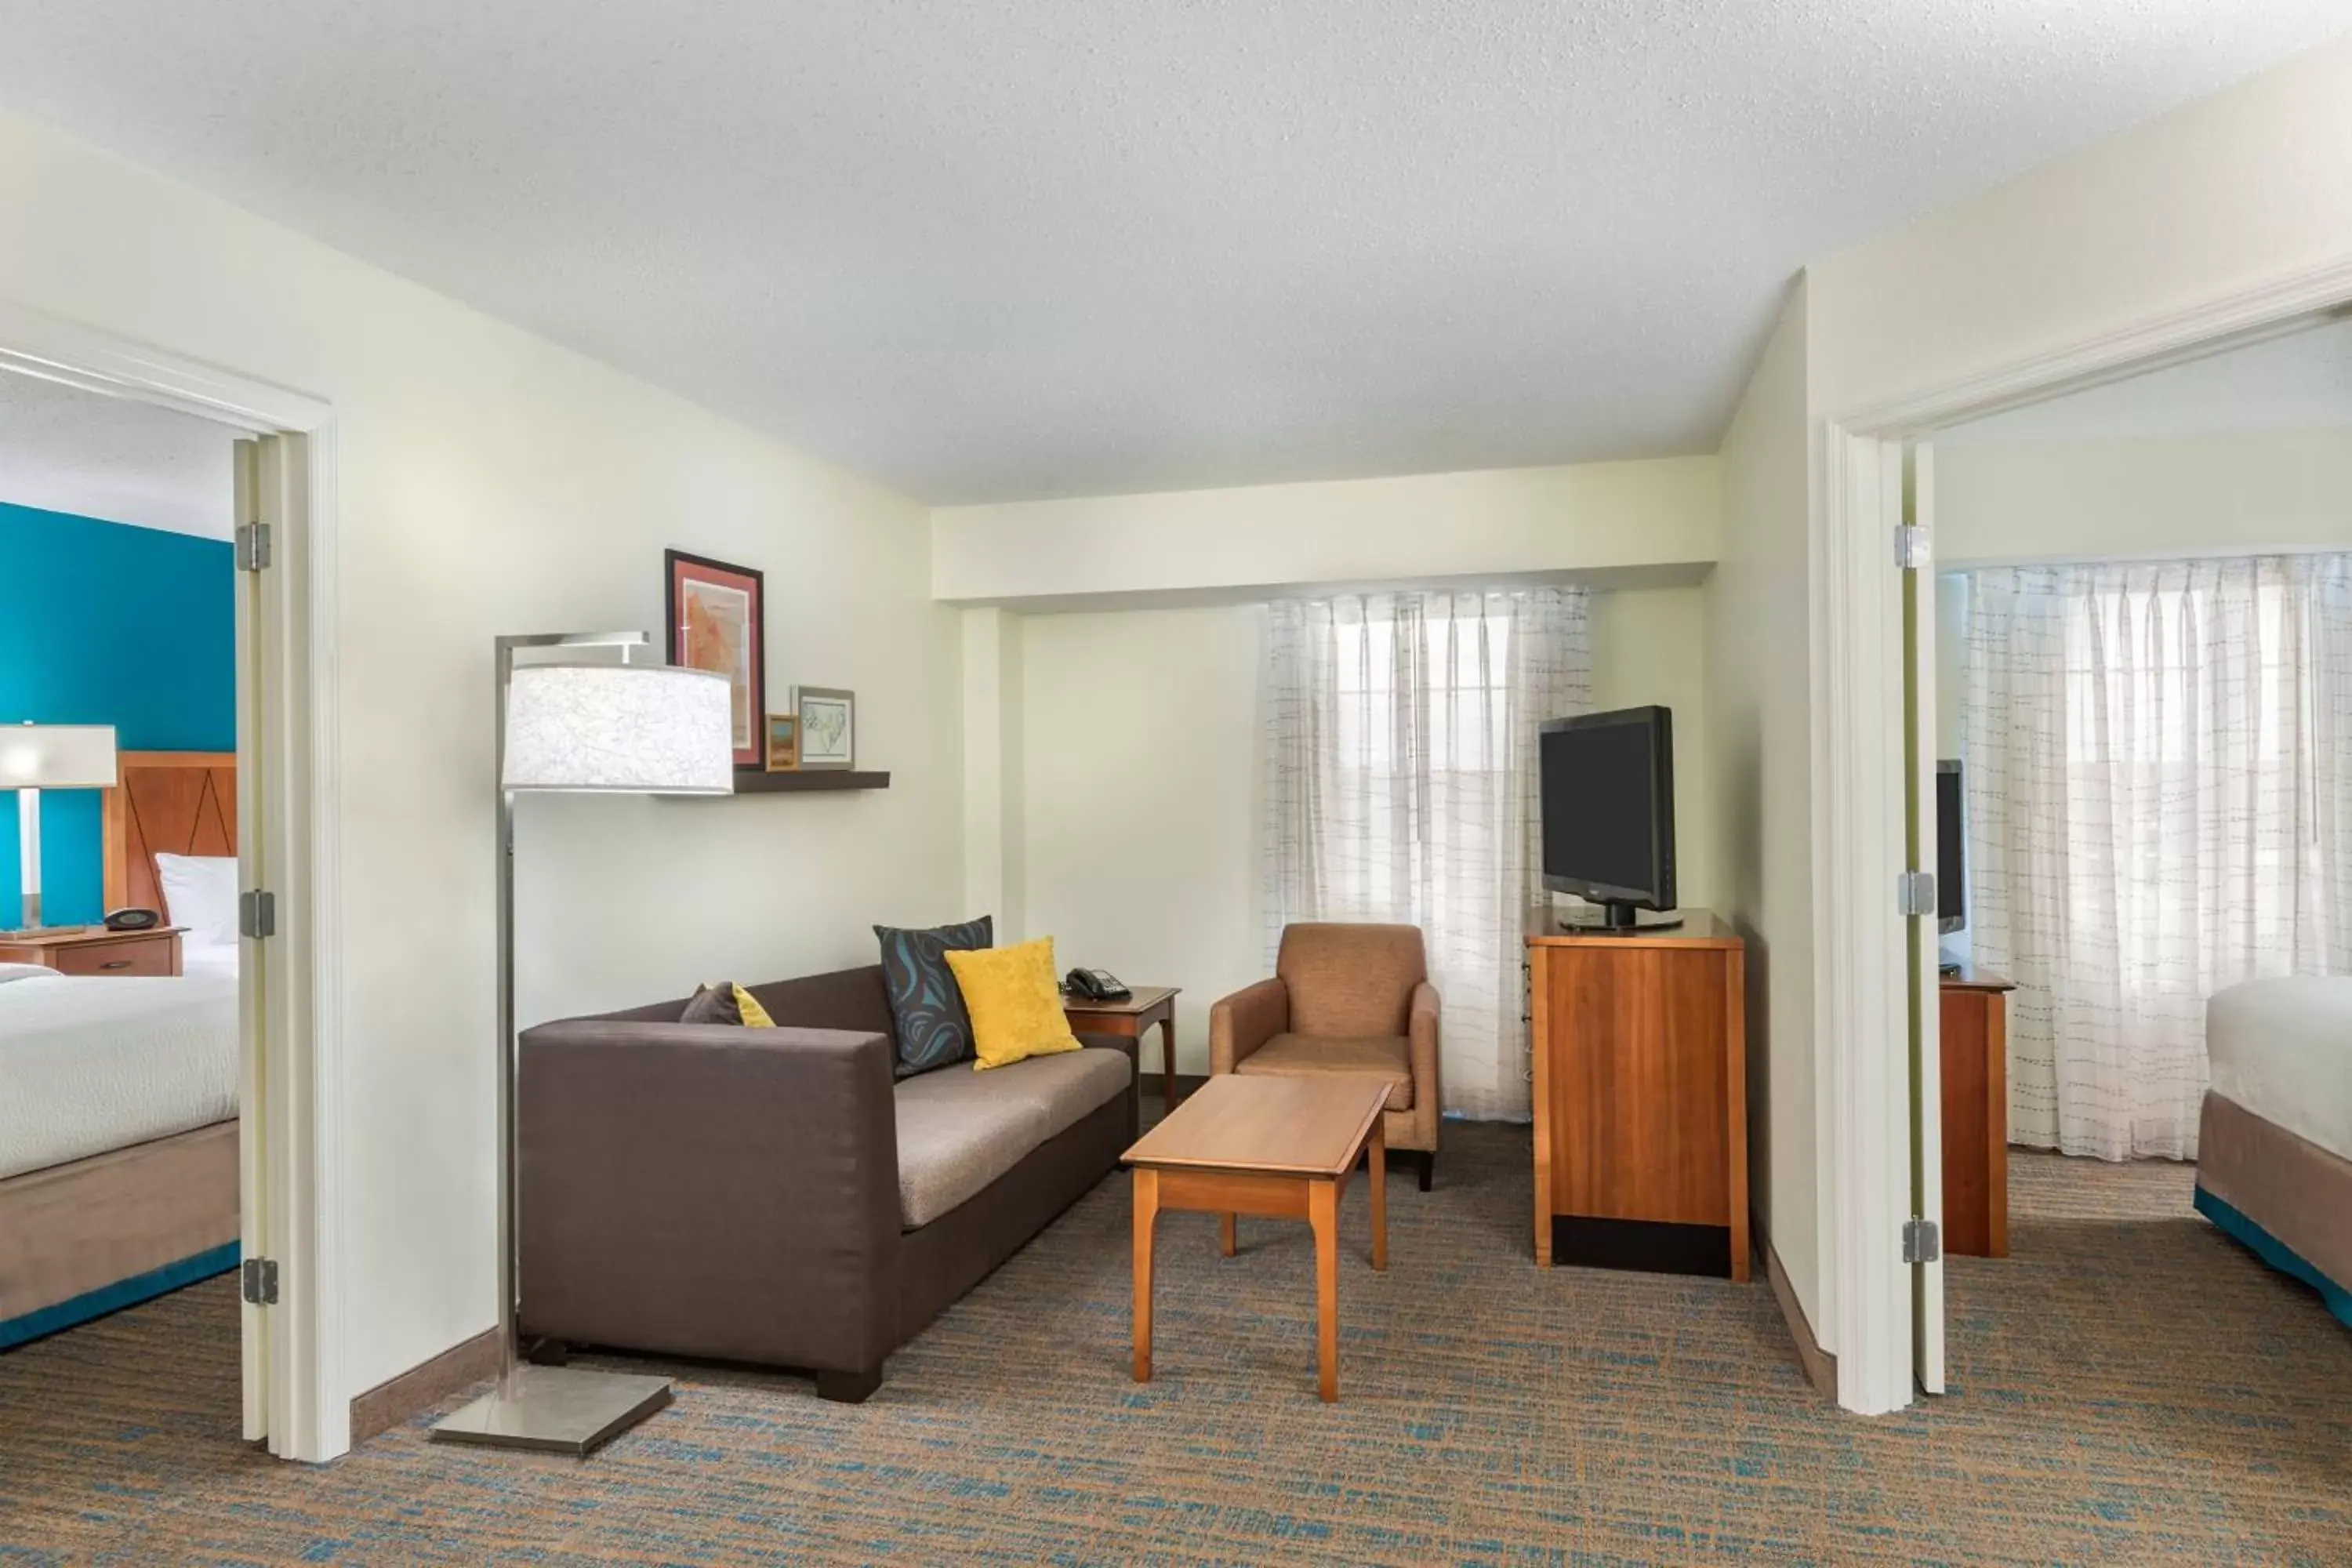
[
  {"xmin": 2195, "ymin": 975, "xmax": 2352, "ymax": 1330},
  {"xmin": 0, "ymin": 750, "xmax": 242, "ymax": 1351}
]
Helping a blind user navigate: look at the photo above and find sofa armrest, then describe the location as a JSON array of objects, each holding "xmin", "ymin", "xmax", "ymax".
[
  {"xmin": 1210, "ymin": 977, "xmax": 1288, "ymax": 1073},
  {"xmin": 1407, "ymin": 980, "xmax": 1441, "ymax": 1117},
  {"xmin": 518, "ymin": 1020, "xmax": 900, "ymax": 1377}
]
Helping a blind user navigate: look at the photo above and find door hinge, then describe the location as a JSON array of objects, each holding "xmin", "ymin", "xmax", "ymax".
[
  {"xmin": 235, "ymin": 521, "xmax": 272, "ymax": 572},
  {"xmin": 1897, "ymin": 869, "xmax": 1937, "ymax": 917},
  {"xmin": 239, "ymin": 888, "xmax": 277, "ymax": 940},
  {"xmin": 240, "ymin": 1256, "xmax": 280, "ymax": 1305},
  {"xmin": 1894, "ymin": 524, "xmax": 1931, "ymax": 571},
  {"xmin": 1903, "ymin": 1217, "xmax": 1941, "ymax": 1265}
]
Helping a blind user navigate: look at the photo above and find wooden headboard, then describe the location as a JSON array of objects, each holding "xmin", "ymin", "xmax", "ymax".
[{"xmin": 102, "ymin": 750, "xmax": 238, "ymax": 918}]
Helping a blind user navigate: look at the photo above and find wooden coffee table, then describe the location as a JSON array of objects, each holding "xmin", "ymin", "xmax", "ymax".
[{"xmin": 1122, "ymin": 1073, "xmax": 1389, "ymax": 1402}]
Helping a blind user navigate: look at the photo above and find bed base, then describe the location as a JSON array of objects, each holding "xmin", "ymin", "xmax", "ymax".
[{"xmin": 0, "ymin": 1120, "xmax": 239, "ymax": 1351}]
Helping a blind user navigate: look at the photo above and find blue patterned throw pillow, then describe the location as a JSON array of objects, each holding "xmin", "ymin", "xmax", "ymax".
[{"xmin": 874, "ymin": 916, "xmax": 994, "ymax": 1077}]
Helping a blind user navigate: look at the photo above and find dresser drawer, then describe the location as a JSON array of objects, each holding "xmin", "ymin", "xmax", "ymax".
[{"xmin": 52, "ymin": 935, "xmax": 181, "ymax": 977}]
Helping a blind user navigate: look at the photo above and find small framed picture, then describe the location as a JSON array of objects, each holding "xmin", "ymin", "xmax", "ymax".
[
  {"xmin": 793, "ymin": 687, "xmax": 855, "ymax": 770},
  {"xmin": 764, "ymin": 713, "xmax": 800, "ymax": 772},
  {"xmin": 664, "ymin": 550, "xmax": 765, "ymax": 769}
]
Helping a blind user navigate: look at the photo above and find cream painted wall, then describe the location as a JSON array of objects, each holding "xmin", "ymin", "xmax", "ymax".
[
  {"xmin": 0, "ymin": 111, "xmax": 964, "ymax": 1419},
  {"xmin": 1809, "ymin": 36, "xmax": 2352, "ymax": 421},
  {"xmin": 1703, "ymin": 281, "xmax": 1828, "ymax": 1348},
  {"xmin": 1936, "ymin": 428, "xmax": 2352, "ymax": 565},
  {"xmin": 934, "ymin": 456, "xmax": 1719, "ymax": 605},
  {"xmin": 1014, "ymin": 587, "xmax": 1715, "ymax": 1078}
]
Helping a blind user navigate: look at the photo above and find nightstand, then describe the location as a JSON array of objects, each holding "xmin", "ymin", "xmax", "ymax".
[{"xmin": 0, "ymin": 924, "xmax": 186, "ymax": 977}]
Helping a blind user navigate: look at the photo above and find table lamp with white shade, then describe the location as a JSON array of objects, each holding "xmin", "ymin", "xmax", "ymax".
[
  {"xmin": 431, "ymin": 631, "xmax": 733, "ymax": 1457},
  {"xmin": 3, "ymin": 723, "xmax": 118, "ymax": 933}
]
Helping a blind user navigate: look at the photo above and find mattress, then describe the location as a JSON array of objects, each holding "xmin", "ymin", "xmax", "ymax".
[
  {"xmin": 2203, "ymin": 976, "xmax": 2352, "ymax": 1163},
  {"xmin": 0, "ymin": 964, "xmax": 239, "ymax": 1181}
]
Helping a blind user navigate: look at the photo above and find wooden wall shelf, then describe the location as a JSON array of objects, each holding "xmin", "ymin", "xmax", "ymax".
[{"xmin": 730, "ymin": 769, "xmax": 891, "ymax": 793}]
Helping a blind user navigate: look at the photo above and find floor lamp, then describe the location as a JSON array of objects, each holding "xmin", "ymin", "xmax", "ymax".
[
  {"xmin": 434, "ymin": 630, "xmax": 734, "ymax": 1456},
  {"xmin": 3, "ymin": 723, "xmax": 118, "ymax": 933}
]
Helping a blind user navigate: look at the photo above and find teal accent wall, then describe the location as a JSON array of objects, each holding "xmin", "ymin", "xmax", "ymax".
[{"xmin": 0, "ymin": 502, "xmax": 234, "ymax": 926}]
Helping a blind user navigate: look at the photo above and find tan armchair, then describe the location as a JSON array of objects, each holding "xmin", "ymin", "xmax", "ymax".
[{"xmin": 1208, "ymin": 923, "xmax": 1441, "ymax": 1189}]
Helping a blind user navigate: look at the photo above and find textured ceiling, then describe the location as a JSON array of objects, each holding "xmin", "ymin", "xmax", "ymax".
[
  {"xmin": 1945, "ymin": 315, "xmax": 2352, "ymax": 445},
  {"xmin": 0, "ymin": 372, "xmax": 234, "ymax": 539},
  {"xmin": 0, "ymin": 3, "xmax": 2346, "ymax": 503}
]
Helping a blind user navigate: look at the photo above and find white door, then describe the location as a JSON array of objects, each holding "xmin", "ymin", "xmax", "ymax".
[
  {"xmin": 1905, "ymin": 441, "xmax": 1947, "ymax": 1396},
  {"xmin": 230, "ymin": 437, "xmax": 272, "ymax": 1441}
]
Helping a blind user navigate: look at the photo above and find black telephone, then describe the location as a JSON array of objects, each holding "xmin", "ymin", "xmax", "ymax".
[{"xmin": 1064, "ymin": 967, "xmax": 1131, "ymax": 1002}]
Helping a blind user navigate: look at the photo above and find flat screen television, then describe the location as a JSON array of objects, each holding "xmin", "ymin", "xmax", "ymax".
[
  {"xmin": 1936, "ymin": 760, "xmax": 1965, "ymax": 935},
  {"xmin": 1540, "ymin": 706, "xmax": 1677, "ymax": 931}
]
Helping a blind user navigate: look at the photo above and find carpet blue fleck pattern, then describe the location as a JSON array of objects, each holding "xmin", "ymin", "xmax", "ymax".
[{"xmin": 2, "ymin": 1126, "xmax": 2346, "ymax": 1563}]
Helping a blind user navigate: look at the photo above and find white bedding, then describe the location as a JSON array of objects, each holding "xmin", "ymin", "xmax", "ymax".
[
  {"xmin": 2205, "ymin": 976, "xmax": 2352, "ymax": 1163},
  {"xmin": 0, "ymin": 965, "xmax": 239, "ymax": 1181}
]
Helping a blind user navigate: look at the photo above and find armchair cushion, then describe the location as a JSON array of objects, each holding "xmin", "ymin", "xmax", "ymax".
[
  {"xmin": 1232, "ymin": 1033, "xmax": 1413, "ymax": 1111},
  {"xmin": 1276, "ymin": 923, "xmax": 1428, "ymax": 1037}
]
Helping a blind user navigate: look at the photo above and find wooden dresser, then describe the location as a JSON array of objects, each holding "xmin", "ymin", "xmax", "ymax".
[
  {"xmin": 1526, "ymin": 910, "xmax": 1748, "ymax": 1280},
  {"xmin": 1939, "ymin": 966, "xmax": 2015, "ymax": 1258}
]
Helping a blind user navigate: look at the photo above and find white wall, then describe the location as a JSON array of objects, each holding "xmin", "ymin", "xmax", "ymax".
[
  {"xmin": 1018, "ymin": 605, "xmax": 1265, "ymax": 1075},
  {"xmin": 1013, "ymin": 586, "xmax": 1715, "ymax": 1077},
  {"xmin": 0, "ymin": 111, "xmax": 964, "ymax": 1418},
  {"xmin": 1935, "ymin": 427, "xmax": 2352, "ymax": 565},
  {"xmin": 1704, "ymin": 280, "xmax": 1828, "ymax": 1348},
  {"xmin": 934, "ymin": 456, "xmax": 1719, "ymax": 605}
]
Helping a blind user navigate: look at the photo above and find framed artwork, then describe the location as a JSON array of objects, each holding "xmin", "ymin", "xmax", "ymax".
[
  {"xmin": 764, "ymin": 713, "xmax": 800, "ymax": 772},
  {"xmin": 793, "ymin": 687, "xmax": 855, "ymax": 770},
  {"xmin": 664, "ymin": 550, "xmax": 764, "ymax": 768}
]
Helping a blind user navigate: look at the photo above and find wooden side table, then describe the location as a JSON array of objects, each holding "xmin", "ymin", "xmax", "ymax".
[
  {"xmin": 0, "ymin": 924, "xmax": 186, "ymax": 977},
  {"xmin": 1940, "ymin": 966, "xmax": 2015, "ymax": 1258},
  {"xmin": 1063, "ymin": 985, "xmax": 1181, "ymax": 1109}
]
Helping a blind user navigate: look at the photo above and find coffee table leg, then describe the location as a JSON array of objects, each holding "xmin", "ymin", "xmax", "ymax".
[
  {"xmin": 1219, "ymin": 1213, "xmax": 1237, "ymax": 1257},
  {"xmin": 1133, "ymin": 1168, "xmax": 1159, "ymax": 1383},
  {"xmin": 1368, "ymin": 1119, "xmax": 1387, "ymax": 1272},
  {"xmin": 1309, "ymin": 1177, "xmax": 1338, "ymax": 1402}
]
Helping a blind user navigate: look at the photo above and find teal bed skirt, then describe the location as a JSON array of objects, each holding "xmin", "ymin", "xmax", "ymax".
[
  {"xmin": 0, "ymin": 1241, "xmax": 240, "ymax": 1352},
  {"xmin": 2194, "ymin": 1186, "xmax": 2352, "ymax": 1331}
]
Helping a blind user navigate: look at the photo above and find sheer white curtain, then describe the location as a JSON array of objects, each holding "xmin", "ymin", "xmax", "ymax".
[
  {"xmin": 1964, "ymin": 554, "xmax": 2352, "ymax": 1160},
  {"xmin": 1261, "ymin": 587, "xmax": 1591, "ymax": 1120}
]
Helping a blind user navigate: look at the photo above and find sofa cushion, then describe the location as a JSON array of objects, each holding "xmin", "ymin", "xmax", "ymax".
[
  {"xmin": 893, "ymin": 1046, "xmax": 1131, "ymax": 1228},
  {"xmin": 875, "ymin": 915, "xmax": 993, "ymax": 1077},
  {"xmin": 1232, "ymin": 1032, "xmax": 1413, "ymax": 1111}
]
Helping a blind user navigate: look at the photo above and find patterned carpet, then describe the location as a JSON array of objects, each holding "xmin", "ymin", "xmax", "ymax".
[{"xmin": 2, "ymin": 1126, "xmax": 2347, "ymax": 1565}]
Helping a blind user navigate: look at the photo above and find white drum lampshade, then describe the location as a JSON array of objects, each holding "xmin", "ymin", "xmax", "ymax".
[
  {"xmin": 500, "ymin": 662, "xmax": 734, "ymax": 794},
  {"xmin": 2, "ymin": 724, "xmax": 119, "ymax": 790}
]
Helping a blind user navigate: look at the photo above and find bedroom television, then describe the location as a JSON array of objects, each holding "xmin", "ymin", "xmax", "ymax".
[
  {"xmin": 1937, "ymin": 759, "xmax": 1965, "ymax": 935},
  {"xmin": 1540, "ymin": 705, "xmax": 1678, "ymax": 931}
]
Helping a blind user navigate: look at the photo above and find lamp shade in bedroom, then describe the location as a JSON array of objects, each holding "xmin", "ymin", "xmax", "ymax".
[
  {"xmin": 1, "ymin": 724, "xmax": 118, "ymax": 789},
  {"xmin": 499, "ymin": 662, "xmax": 733, "ymax": 794}
]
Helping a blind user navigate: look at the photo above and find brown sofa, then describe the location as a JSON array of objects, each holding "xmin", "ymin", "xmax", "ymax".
[
  {"xmin": 1209, "ymin": 922, "xmax": 1441, "ymax": 1188},
  {"xmin": 516, "ymin": 964, "xmax": 1138, "ymax": 1402}
]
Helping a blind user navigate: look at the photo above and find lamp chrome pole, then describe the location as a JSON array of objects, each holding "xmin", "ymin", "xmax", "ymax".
[{"xmin": 433, "ymin": 630, "xmax": 701, "ymax": 1457}]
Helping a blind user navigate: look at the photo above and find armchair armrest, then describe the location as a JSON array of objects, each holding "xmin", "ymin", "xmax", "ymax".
[
  {"xmin": 1407, "ymin": 980, "xmax": 1441, "ymax": 1112},
  {"xmin": 1210, "ymin": 977, "xmax": 1288, "ymax": 1073},
  {"xmin": 517, "ymin": 1019, "xmax": 900, "ymax": 1376}
]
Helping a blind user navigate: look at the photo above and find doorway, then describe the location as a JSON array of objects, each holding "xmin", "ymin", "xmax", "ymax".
[
  {"xmin": 1826, "ymin": 284, "xmax": 2352, "ymax": 1414},
  {"xmin": 0, "ymin": 302, "xmax": 343, "ymax": 1461}
]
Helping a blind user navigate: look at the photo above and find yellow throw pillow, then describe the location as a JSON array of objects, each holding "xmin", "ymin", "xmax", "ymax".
[
  {"xmin": 945, "ymin": 937, "xmax": 1083, "ymax": 1070},
  {"xmin": 734, "ymin": 985, "xmax": 775, "ymax": 1028}
]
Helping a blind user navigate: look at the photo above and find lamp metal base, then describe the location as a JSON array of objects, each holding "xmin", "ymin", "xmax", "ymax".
[{"xmin": 430, "ymin": 1366, "xmax": 672, "ymax": 1456}]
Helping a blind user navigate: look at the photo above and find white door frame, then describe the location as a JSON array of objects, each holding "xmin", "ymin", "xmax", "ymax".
[
  {"xmin": 1818, "ymin": 254, "xmax": 2352, "ymax": 1416},
  {"xmin": 0, "ymin": 300, "xmax": 347, "ymax": 1461}
]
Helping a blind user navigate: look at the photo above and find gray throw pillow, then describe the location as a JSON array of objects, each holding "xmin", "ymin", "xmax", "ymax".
[
  {"xmin": 874, "ymin": 916, "xmax": 993, "ymax": 1076},
  {"xmin": 681, "ymin": 982, "xmax": 746, "ymax": 1026}
]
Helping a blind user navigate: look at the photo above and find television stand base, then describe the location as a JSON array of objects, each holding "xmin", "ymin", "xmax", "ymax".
[{"xmin": 1559, "ymin": 902, "xmax": 1684, "ymax": 935}]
